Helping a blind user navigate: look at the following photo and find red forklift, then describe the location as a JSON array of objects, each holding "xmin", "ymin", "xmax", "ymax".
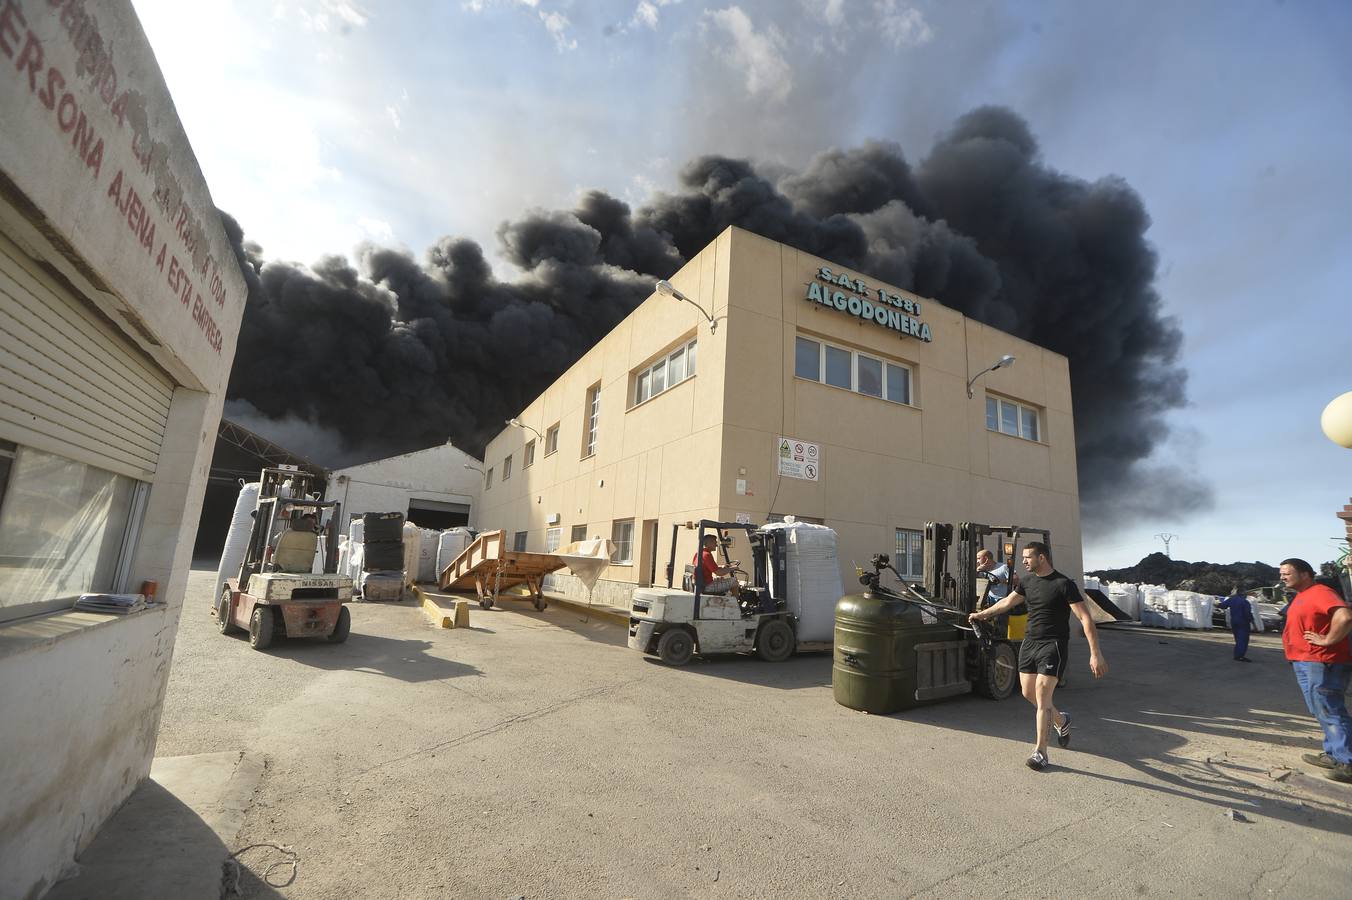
[{"xmin": 216, "ymin": 468, "xmax": 354, "ymax": 650}]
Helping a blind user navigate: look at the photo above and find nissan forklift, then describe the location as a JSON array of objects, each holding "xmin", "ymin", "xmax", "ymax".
[
  {"xmin": 215, "ymin": 467, "xmax": 355, "ymax": 650},
  {"xmin": 843, "ymin": 522, "xmax": 1049, "ymax": 703},
  {"xmin": 627, "ymin": 519, "xmax": 835, "ymax": 666}
]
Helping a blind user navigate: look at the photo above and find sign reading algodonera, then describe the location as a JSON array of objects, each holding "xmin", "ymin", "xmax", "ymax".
[{"xmin": 805, "ymin": 266, "xmax": 933, "ymax": 342}]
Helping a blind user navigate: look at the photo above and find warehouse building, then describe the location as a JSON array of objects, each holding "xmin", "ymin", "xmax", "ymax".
[
  {"xmin": 324, "ymin": 441, "xmax": 484, "ymax": 534},
  {"xmin": 476, "ymin": 226, "xmax": 1081, "ymax": 608},
  {"xmin": 0, "ymin": 4, "xmax": 247, "ymax": 895}
]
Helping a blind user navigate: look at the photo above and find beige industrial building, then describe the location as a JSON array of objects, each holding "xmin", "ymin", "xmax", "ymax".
[
  {"xmin": 0, "ymin": 4, "xmax": 247, "ymax": 895},
  {"xmin": 476, "ymin": 226, "xmax": 1082, "ymax": 608}
]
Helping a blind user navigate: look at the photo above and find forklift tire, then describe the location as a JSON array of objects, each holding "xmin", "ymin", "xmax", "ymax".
[
  {"xmin": 327, "ymin": 606, "xmax": 351, "ymax": 643},
  {"xmin": 249, "ymin": 606, "xmax": 275, "ymax": 650},
  {"xmin": 755, "ymin": 619, "xmax": 794, "ymax": 662},
  {"xmin": 975, "ymin": 642, "xmax": 1018, "ymax": 700},
  {"xmin": 216, "ymin": 589, "xmax": 237, "ymax": 635},
  {"xmin": 532, "ymin": 595, "xmax": 547, "ymax": 612},
  {"xmin": 657, "ymin": 628, "xmax": 695, "ymax": 666},
  {"xmin": 480, "ymin": 598, "xmax": 494, "ymax": 610}
]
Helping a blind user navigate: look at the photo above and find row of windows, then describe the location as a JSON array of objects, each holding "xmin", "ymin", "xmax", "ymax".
[
  {"xmin": 633, "ymin": 339, "xmax": 697, "ymax": 406},
  {"xmin": 489, "ymin": 336, "xmax": 1042, "ymax": 491},
  {"xmin": 986, "ymin": 396, "xmax": 1040, "ymax": 442},
  {"xmin": 795, "ymin": 336, "xmax": 913, "ymax": 405}
]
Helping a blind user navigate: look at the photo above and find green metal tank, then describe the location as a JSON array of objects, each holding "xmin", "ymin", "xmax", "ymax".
[{"xmin": 833, "ymin": 590, "xmax": 969, "ymax": 714}]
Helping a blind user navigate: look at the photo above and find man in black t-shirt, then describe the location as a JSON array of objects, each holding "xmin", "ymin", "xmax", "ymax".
[{"xmin": 970, "ymin": 541, "xmax": 1108, "ymax": 771}]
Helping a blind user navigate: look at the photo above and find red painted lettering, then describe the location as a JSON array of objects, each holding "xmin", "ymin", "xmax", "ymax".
[
  {"xmin": 155, "ymin": 242, "xmax": 166, "ymax": 273},
  {"xmin": 56, "ymin": 90, "xmax": 77, "ymax": 131},
  {"xmin": 0, "ymin": 0, "xmax": 25, "ymax": 60},
  {"xmin": 15, "ymin": 30, "xmax": 40, "ymax": 93},
  {"xmin": 107, "ymin": 168, "xmax": 123, "ymax": 205},
  {"xmin": 38, "ymin": 65, "xmax": 62, "ymax": 110}
]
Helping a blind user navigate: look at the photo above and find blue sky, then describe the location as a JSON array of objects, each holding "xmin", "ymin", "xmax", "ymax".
[{"xmin": 130, "ymin": 0, "xmax": 1352, "ymax": 570}]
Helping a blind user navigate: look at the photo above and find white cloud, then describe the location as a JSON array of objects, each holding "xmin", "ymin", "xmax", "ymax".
[
  {"xmin": 630, "ymin": 0, "xmax": 682, "ymax": 31},
  {"xmin": 705, "ymin": 6, "xmax": 792, "ymax": 104},
  {"xmin": 874, "ymin": 1, "xmax": 933, "ymax": 48},
  {"xmin": 385, "ymin": 104, "xmax": 401, "ymax": 129},
  {"xmin": 293, "ymin": 0, "xmax": 370, "ymax": 32},
  {"xmin": 803, "ymin": 0, "xmax": 847, "ymax": 27},
  {"xmin": 540, "ymin": 10, "xmax": 578, "ymax": 51},
  {"xmin": 357, "ymin": 216, "xmax": 395, "ymax": 243}
]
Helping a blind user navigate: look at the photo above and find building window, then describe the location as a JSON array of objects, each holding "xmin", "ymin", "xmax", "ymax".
[
  {"xmin": 545, "ymin": 423, "xmax": 559, "ymax": 456},
  {"xmin": 632, "ymin": 338, "xmax": 697, "ymax": 406},
  {"xmin": 986, "ymin": 396, "xmax": 1041, "ymax": 442},
  {"xmin": 0, "ymin": 443, "xmax": 145, "ymax": 622},
  {"xmin": 514, "ymin": 531, "xmax": 528, "ymax": 552},
  {"xmin": 485, "ymin": 467, "xmax": 493, "ymax": 490},
  {"xmin": 545, "ymin": 527, "xmax": 561, "ymax": 552},
  {"xmin": 570, "ymin": 524, "xmax": 588, "ymax": 544},
  {"xmin": 895, "ymin": 528, "xmax": 924, "ymax": 581},
  {"xmin": 611, "ymin": 519, "xmax": 634, "ymax": 564},
  {"xmin": 503, "ymin": 454, "xmax": 513, "ymax": 480},
  {"xmin": 583, "ymin": 383, "xmax": 600, "ymax": 457},
  {"xmin": 796, "ymin": 335, "xmax": 912, "ymax": 404},
  {"xmin": 524, "ymin": 440, "xmax": 535, "ymax": 468}
]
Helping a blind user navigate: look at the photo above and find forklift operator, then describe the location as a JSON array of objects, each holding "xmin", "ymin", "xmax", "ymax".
[
  {"xmin": 975, "ymin": 549, "xmax": 1010, "ymax": 607},
  {"xmin": 695, "ymin": 534, "xmax": 741, "ymax": 597}
]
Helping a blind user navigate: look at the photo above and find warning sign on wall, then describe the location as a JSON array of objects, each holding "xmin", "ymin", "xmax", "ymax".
[{"xmin": 776, "ymin": 436, "xmax": 820, "ymax": 481}]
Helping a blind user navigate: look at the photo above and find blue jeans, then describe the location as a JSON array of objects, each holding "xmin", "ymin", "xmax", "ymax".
[{"xmin": 1292, "ymin": 662, "xmax": 1352, "ymax": 765}]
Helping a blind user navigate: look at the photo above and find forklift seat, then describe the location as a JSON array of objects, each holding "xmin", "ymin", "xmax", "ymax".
[{"xmin": 273, "ymin": 528, "xmax": 318, "ymax": 573}]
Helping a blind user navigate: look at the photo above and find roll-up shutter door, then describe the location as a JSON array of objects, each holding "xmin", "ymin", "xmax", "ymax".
[{"xmin": 0, "ymin": 228, "xmax": 174, "ymax": 482}]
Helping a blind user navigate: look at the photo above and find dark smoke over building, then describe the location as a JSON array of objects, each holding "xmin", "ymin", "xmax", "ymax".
[{"xmin": 220, "ymin": 106, "xmax": 1211, "ymax": 530}]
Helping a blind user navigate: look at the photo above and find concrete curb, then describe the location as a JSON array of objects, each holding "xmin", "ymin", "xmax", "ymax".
[
  {"xmin": 544, "ymin": 593, "xmax": 630, "ymax": 626},
  {"xmin": 414, "ymin": 585, "xmax": 469, "ymax": 629}
]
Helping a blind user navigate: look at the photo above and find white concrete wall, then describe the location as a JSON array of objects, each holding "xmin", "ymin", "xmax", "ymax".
[
  {"xmin": 0, "ymin": 4, "xmax": 246, "ymax": 898},
  {"xmin": 325, "ymin": 443, "xmax": 483, "ymax": 533}
]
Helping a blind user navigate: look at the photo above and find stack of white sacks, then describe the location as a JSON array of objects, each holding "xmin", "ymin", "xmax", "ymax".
[
  {"xmin": 435, "ymin": 528, "xmax": 474, "ymax": 581},
  {"xmin": 1106, "ymin": 582, "xmax": 1142, "ymax": 621},
  {"xmin": 760, "ymin": 521, "xmax": 844, "ymax": 643}
]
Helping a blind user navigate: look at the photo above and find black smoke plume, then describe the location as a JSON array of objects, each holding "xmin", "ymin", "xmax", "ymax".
[{"xmin": 220, "ymin": 106, "xmax": 1211, "ymax": 529}]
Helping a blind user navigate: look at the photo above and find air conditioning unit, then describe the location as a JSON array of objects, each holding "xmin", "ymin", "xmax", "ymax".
[{"xmin": 547, "ymin": 513, "xmax": 560, "ymax": 525}]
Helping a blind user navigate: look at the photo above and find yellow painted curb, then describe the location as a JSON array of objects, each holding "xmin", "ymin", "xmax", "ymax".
[{"xmin": 416, "ymin": 585, "xmax": 470, "ymax": 629}]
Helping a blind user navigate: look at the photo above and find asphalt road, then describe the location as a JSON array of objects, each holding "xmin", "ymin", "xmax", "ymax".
[{"xmin": 157, "ymin": 567, "xmax": 1352, "ymax": 899}]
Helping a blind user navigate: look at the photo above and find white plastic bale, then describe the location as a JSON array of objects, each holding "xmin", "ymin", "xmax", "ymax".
[
  {"xmin": 402, "ymin": 521, "xmax": 419, "ymax": 586},
  {"xmin": 760, "ymin": 521, "xmax": 843, "ymax": 643},
  {"xmin": 214, "ymin": 482, "xmax": 261, "ymax": 595},
  {"xmin": 436, "ymin": 528, "xmax": 473, "ymax": 578},
  {"xmin": 416, "ymin": 528, "xmax": 440, "ymax": 583},
  {"xmin": 349, "ymin": 518, "xmax": 365, "ymax": 543}
]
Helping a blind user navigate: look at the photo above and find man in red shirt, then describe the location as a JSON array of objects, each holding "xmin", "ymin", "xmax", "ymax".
[
  {"xmin": 694, "ymin": 534, "xmax": 740, "ymax": 597},
  {"xmin": 1279, "ymin": 557, "xmax": 1352, "ymax": 783}
]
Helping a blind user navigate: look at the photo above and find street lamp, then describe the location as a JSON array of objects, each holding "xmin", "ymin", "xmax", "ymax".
[
  {"xmin": 505, "ymin": 418, "xmax": 543, "ymax": 440},
  {"xmin": 966, "ymin": 354, "xmax": 1016, "ymax": 399},
  {"xmin": 655, "ymin": 279, "xmax": 719, "ymax": 333},
  {"xmin": 462, "ymin": 463, "xmax": 484, "ymax": 474}
]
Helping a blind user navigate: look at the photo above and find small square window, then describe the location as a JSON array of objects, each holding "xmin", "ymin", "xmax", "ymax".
[
  {"xmin": 885, "ymin": 363, "xmax": 910, "ymax": 405},
  {"xmin": 524, "ymin": 440, "xmax": 535, "ymax": 468},
  {"xmin": 513, "ymin": 531, "xmax": 528, "ymax": 552},
  {"xmin": 857, "ymin": 354, "xmax": 882, "ymax": 398},
  {"xmin": 824, "ymin": 345, "xmax": 852, "ymax": 389},
  {"xmin": 570, "ymin": 524, "xmax": 588, "ymax": 544},
  {"xmin": 486, "ymin": 467, "xmax": 494, "ymax": 490},
  {"xmin": 611, "ymin": 519, "xmax": 634, "ymax": 564},
  {"xmin": 503, "ymin": 455, "xmax": 512, "ymax": 480},
  {"xmin": 795, "ymin": 337, "xmax": 820, "ymax": 381},
  {"xmin": 545, "ymin": 423, "xmax": 559, "ymax": 456}
]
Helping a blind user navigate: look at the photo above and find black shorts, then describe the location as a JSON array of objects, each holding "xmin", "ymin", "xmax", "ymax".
[{"xmin": 1018, "ymin": 639, "xmax": 1068, "ymax": 680}]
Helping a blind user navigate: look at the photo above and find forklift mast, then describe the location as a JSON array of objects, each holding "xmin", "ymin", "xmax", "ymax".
[{"xmin": 924, "ymin": 522, "xmax": 1052, "ymax": 614}]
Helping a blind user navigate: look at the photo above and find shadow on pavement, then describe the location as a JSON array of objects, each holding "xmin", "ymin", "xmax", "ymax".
[
  {"xmin": 874, "ymin": 631, "xmax": 1352, "ymax": 839},
  {"xmin": 645, "ymin": 650, "xmax": 835, "ymax": 690},
  {"xmin": 46, "ymin": 779, "xmax": 285, "ymax": 900},
  {"xmin": 250, "ymin": 632, "xmax": 483, "ymax": 683}
]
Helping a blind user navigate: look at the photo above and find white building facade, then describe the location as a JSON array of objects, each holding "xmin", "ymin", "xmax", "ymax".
[
  {"xmin": 325, "ymin": 442, "xmax": 484, "ymax": 534},
  {"xmin": 0, "ymin": 4, "xmax": 247, "ymax": 896}
]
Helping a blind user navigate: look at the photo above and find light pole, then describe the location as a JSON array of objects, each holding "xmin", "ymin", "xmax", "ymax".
[
  {"xmin": 655, "ymin": 279, "xmax": 719, "ymax": 333},
  {"xmin": 505, "ymin": 418, "xmax": 543, "ymax": 440},
  {"xmin": 462, "ymin": 463, "xmax": 484, "ymax": 474},
  {"xmin": 1154, "ymin": 533, "xmax": 1179, "ymax": 557},
  {"xmin": 966, "ymin": 354, "xmax": 1016, "ymax": 399}
]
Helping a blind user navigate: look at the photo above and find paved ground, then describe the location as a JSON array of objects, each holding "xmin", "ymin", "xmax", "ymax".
[{"xmin": 150, "ymin": 566, "xmax": 1351, "ymax": 899}]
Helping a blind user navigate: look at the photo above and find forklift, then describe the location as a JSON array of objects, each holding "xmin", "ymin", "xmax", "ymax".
[
  {"xmin": 215, "ymin": 467, "xmax": 354, "ymax": 650},
  {"xmin": 627, "ymin": 519, "xmax": 834, "ymax": 666},
  {"xmin": 842, "ymin": 522, "xmax": 1049, "ymax": 703}
]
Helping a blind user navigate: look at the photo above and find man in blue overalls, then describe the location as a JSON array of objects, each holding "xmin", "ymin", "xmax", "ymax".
[{"xmin": 1218, "ymin": 587, "xmax": 1253, "ymax": 661}]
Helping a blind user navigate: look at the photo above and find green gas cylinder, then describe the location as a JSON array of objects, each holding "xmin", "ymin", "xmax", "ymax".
[{"xmin": 833, "ymin": 590, "xmax": 968, "ymax": 714}]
